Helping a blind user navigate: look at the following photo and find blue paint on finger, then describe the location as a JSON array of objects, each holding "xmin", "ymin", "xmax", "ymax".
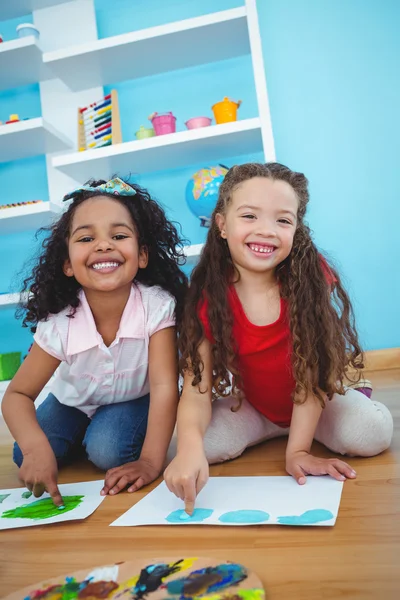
[
  {"xmin": 277, "ymin": 508, "xmax": 334, "ymax": 525},
  {"xmin": 165, "ymin": 508, "xmax": 213, "ymax": 523},
  {"xmin": 218, "ymin": 510, "xmax": 270, "ymax": 524}
]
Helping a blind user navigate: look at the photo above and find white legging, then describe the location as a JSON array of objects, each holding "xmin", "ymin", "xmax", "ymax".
[{"xmin": 168, "ymin": 388, "xmax": 393, "ymax": 465}]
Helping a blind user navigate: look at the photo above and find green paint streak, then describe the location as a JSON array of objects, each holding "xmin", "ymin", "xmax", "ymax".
[
  {"xmin": 0, "ymin": 494, "xmax": 10, "ymax": 504},
  {"xmin": 1, "ymin": 495, "xmax": 83, "ymax": 520},
  {"xmin": 21, "ymin": 491, "xmax": 32, "ymax": 499}
]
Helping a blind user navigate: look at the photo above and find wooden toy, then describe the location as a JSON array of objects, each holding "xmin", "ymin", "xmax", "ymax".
[{"xmin": 77, "ymin": 90, "xmax": 122, "ymax": 152}]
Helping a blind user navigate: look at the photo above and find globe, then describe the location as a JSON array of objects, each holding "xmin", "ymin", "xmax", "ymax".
[{"xmin": 185, "ymin": 164, "xmax": 229, "ymax": 227}]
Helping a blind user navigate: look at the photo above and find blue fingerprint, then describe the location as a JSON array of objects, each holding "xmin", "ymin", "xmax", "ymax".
[
  {"xmin": 218, "ymin": 510, "xmax": 270, "ymax": 524},
  {"xmin": 165, "ymin": 508, "xmax": 213, "ymax": 523},
  {"xmin": 277, "ymin": 509, "xmax": 334, "ymax": 525}
]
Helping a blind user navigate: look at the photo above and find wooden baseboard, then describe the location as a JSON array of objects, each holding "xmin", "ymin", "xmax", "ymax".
[{"xmin": 364, "ymin": 347, "xmax": 400, "ymax": 371}]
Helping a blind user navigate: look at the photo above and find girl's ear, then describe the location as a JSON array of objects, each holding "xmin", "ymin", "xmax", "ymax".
[
  {"xmin": 138, "ymin": 246, "xmax": 149, "ymax": 269},
  {"xmin": 215, "ymin": 213, "xmax": 227, "ymax": 239},
  {"xmin": 63, "ymin": 259, "xmax": 74, "ymax": 277}
]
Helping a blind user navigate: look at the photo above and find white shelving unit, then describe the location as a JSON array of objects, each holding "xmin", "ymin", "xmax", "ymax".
[
  {"xmin": 0, "ymin": 202, "xmax": 61, "ymax": 234},
  {"xmin": 0, "ymin": 117, "xmax": 71, "ymax": 163},
  {"xmin": 0, "ymin": 294, "xmax": 22, "ymax": 309},
  {"xmin": 44, "ymin": 7, "xmax": 250, "ymax": 91},
  {"xmin": 0, "ymin": 0, "xmax": 73, "ymax": 20},
  {"xmin": 184, "ymin": 243, "xmax": 204, "ymax": 266},
  {"xmin": 0, "ymin": 36, "xmax": 50, "ymax": 91},
  {"xmin": 53, "ymin": 118, "xmax": 263, "ymax": 180},
  {"xmin": 0, "ymin": 0, "xmax": 276, "ymax": 376}
]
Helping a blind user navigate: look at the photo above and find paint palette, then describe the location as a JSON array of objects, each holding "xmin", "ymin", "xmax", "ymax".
[{"xmin": 3, "ymin": 558, "xmax": 265, "ymax": 600}]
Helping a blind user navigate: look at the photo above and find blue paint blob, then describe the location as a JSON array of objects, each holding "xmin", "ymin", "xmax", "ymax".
[
  {"xmin": 277, "ymin": 508, "xmax": 334, "ymax": 525},
  {"xmin": 218, "ymin": 510, "xmax": 270, "ymax": 524},
  {"xmin": 166, "ymin": 563, "xmax": 248, "ymax": 595},
  {"xmin": 165, "ymin": 508, "xmax": 213, "ymax": 523},
  {"xmin": 179, "ymin": 512, "xmax": 191, "ymax": 521}
]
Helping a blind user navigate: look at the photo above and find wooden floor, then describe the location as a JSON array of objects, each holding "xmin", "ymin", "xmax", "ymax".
[{"xmin": 0, "ymin": 370, "xmax": 399, "ymax": 600}]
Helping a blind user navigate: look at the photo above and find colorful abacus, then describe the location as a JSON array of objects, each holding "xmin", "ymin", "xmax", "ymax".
[
  {"xmin": 77, "ymin": 90, "xmax": 122, "ymax": 152},
  {"xmin": 0, "ymin": 200, "xmax": 43, "ymax": 210}
]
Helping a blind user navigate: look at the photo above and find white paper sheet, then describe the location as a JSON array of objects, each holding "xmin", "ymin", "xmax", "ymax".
[
  {"xmin": 0, "ymin": 480, "xmax": 105, "ymax": 530},
  {"xmin": 111, "ymin": 476, "xmax": 344, "ymax": 527}
]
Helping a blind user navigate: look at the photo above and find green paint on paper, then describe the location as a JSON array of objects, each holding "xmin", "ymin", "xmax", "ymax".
[
  {"xmin": 1, "ymin": 495, "xmax": 83, "ymax": 520},
  {"xmin": 21, "ymin": 491, "xmax": 32, "ymax": 499},
  {"xmin": 0, "ymin": 494, "xmax": 10, "ymax": 504}
]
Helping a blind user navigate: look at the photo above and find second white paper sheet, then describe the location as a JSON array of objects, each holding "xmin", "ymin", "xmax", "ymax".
[
  {"xmin": 0, "ymin": 480, "xmax": 106, "ymax": 530},
  {"xmin": 111, "ymin": 476, "xmax": 344, "ymax": 527}
]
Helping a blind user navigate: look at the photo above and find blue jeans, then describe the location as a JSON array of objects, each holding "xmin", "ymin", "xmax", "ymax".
[{"xmin": 13, "ymin": 392, "xmax": 150, "ymax": 471}]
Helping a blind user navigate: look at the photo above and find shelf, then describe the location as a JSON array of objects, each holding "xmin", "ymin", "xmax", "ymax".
[
  {"xmin": 44, "ymin": 7, "xmax": 250, "ymax": 91},
  {"xmin": 0, "ymin": 202, "xmax": 61, "ymax": 234},
  {"xmin": 184, "ymin": 243, "xmax": 204, "ymax": 266},
  {"xmin": 0, "ymin": 0, "xmax": 73, "ymax": 20},
  {"xmin": 0, "ymin": 36, "xmax": 50, "ymax": 91},
  {"xmin": 52, "ymin": 118, "xmax": 262, "ymax": 180},
  {"xmin": 0, "ymin": 293, "xmax": 22, "ymax": 309},
  {"xmin": 0, "ymin": 117, "xmax": 72, "ymax": 163}
]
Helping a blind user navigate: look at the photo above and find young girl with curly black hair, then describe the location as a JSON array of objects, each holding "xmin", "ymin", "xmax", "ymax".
[
  {"xmin": 164, "ymin": 162, "xmax": 393, "ymax": 515},
  {"xmin": 2, "ymin": 177, "xmax": 187, "ymax": 507}
]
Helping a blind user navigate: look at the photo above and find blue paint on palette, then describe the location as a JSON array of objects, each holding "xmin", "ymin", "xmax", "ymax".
[
  {"xmin": 218, "ymin": 510, "xmax": 270, "ymax": 524},
  {"xmin": 166, "ymin": 563, "xmax": 248, "ymax": 596},
  {"xmin": 277, "ymin": 509, "xmax": 334, "ymax": 525},
  {"xmin": 165, "ymin": 508, "xmax": 213, "ymax": 523}
]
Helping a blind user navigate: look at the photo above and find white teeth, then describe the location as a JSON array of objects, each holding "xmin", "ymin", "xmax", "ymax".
[
  {"xmin": 92, "ymin": 262, "xmax": 120, "ymax": 270},
  {"xmin": 249, "ymin": 244, "xmax": 274, "ymax": 254}
]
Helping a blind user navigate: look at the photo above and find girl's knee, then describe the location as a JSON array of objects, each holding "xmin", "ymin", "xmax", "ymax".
[
  {"xmin": 351, "ymin": 399, "xmax": 393, "ymax": 457},
  {"xmin": 84, "ymin": 430, "xmax": 142, "ymax": 471},
  {"xmin": 321, "ymin": 391, "xmax": 393, "ymax": 457},
  {"xmin": 203, "ymin": 396, "xmax": 281, "ymax": 464},
  {"xmin": 85, "ymin": 439, "xmax": 123, "ymax": 470}
]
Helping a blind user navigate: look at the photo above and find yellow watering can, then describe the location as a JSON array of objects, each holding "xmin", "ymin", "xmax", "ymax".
[{"xmin": 212, "ymin": 97, "xmax": 242, "ymax": 124}]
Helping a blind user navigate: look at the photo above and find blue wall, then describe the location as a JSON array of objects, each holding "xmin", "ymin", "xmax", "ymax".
[
  {"xmin": 256, "ymin": 0, "xmax": 400, "ymax": 348},
  {"xmin": 0, "ymin": 13, "xmax": 47, "ymax": 354},
  {"xmin": 0, "ymin": 0, "xmax": 399, "ymax": 356}
]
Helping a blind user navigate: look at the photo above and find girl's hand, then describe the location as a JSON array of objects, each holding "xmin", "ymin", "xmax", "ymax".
[
  {"xmin": 101, "ymin": 458, "xmax": 161, "ymax": 496},
  {"xmin": 19, "ymin": 443, "xmax": 63, "ymax": 507},
  {"xmin": 164, "ymin": 449, "xmax": 209, "ymax": 515},
  {"xmin": 286, "ymin": 451, "xmax": 357, "ymax": 484}
]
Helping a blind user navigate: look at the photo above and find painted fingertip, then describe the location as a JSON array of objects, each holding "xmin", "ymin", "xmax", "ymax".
[
  {"xmin": 57, "ymin": 505, "xmax": 65, "ymax": 510},
  {"xmin": 180, "ymin": 511, "xmax": 191, "ymax": 520}
]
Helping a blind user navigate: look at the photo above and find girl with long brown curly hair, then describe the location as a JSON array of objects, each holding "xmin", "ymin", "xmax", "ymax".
[{"xmin": 164, "ymin": 162, "xmax": 393, "ymax": 514}]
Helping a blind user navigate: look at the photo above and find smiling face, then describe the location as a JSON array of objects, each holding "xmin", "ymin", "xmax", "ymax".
[
  {"xmin": 215, "ymin": 176, "xmax": 299, "ymax": 277},
  {"xmin": 64, "ymin": 196, "xmax": 148, "ymax": 294}
]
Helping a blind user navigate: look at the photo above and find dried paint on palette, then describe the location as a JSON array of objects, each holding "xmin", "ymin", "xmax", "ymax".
[
  {"xmin": 19, "ymin": 560, "xmax": 260, "ymax": 600},
  {"xmin": 164, "ymin": 563, "xmax": 248, "ymax": 598},
  {"xmin": 1, "ymin": 495, "xmax": 83, "ymax": 520}
]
